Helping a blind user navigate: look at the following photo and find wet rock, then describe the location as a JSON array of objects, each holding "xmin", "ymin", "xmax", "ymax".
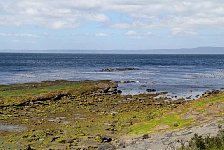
[
  {"xmin": 98, "ymin": 143, "xmax": 116, "ymax": 150},
  {"xmin": 119, "ymin": 80, "xmax": 137, "ymax": 84},
  {"xmin": 160, "ymin": 92, "xmax": 168, "ymax": 95},
  {"xmin": 195, "ymin": 95, "xmax": 200, "ymax": 98},
  {"xmin": 101, "ymin": 68, "xmax": 139, "ymax": 72},
  {"xmin": 103, "ymin": 87, "xmax": 118, "ymax": 95},
  {"xmin": 186, "ymin": 96, "xmax": 192, "ymax": 99},
  {"xmin": 117, "ymin": 90, "xmax": 122, "ymax": 94},
  {"xmin": 146, "ymin": 89, "xmax": 156, "ymax": 92}
]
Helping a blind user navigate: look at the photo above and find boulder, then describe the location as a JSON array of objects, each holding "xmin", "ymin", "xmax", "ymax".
[
  {"xmin": 142, "ymin": 134, "xmax": 149, "ymax": 139},
  {"xmin": 101, "ymin": 135, "xmax": 112, "ymax": 143}
]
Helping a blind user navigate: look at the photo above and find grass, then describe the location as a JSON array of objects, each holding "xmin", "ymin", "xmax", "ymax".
[
  {"xmin": 129, "ymin": 93, "xmax": 224, "ymax": 135},
  {"xmin": 0, "ymin": 81, "xmax": 81, "ymax": 98},
  {"xmin": 129, "ymin": 113, "xmax": 192, "ymax": 135},
  {"xmin": 192, "ymin": 94, "xmax": 224, "ymax": 108}
]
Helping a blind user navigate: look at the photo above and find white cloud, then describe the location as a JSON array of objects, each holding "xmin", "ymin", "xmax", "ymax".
[
  {"xmin": 95, "ymin": 32, "xmax": 108, "ymax": 37},
  {"xmin": 125, "ymin": 30, "xmax": 153, "ymax": 39},
  {"xmin": 0, "ymin": 0, "xmax": 109, "ymax": 29},
  {"xmin": 171, "ymin": 28, "xmax": 198, "ymax": 36},
  {"xmin": 0, "ymin": 0, "xmax": 224, "ymax": 32},
  {"xmin": 146, "ymin": 32, "xmax": 153, "ymax": 36},
  {"xmin": 125, "ymin": 30, "xmax": 138, "ymax": 36},
  {"xmin": 107, "ymin": 0, "xmax": 224, "ymax": 33},
  {"xmin": 0, "ymin": 32, "xmax": 39, "ymax": 38},
  {"xmin": 13, "ymin": 39, "xmax": 36, "ymax": 44}
]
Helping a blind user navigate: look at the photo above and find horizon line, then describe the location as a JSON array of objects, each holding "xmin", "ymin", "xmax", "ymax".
[{"xmin": 0, "ymin": 47, "xmax": 224, "ymax": 54}]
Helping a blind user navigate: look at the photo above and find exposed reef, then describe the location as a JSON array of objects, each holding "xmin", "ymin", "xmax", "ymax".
[
  {"xmin": 0, "ymin": 80, "xmax": 223, "ymax": 149},
  {"xmin": 101, "ymin": 68, "xmax": 139, "ymax": 72}
]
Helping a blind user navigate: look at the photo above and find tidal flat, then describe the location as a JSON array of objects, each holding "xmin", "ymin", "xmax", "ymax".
[{"xmin": 0, "ymin": 80, "xmax": 223, "ymax": 149}]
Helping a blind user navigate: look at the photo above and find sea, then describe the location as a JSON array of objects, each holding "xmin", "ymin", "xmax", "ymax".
[{"xmin": 0, "ymin": 53, "xmax": 224, "ymax": 99}]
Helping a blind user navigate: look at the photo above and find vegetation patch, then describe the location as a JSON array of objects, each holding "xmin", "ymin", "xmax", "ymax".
[
  {"xmin": 181, "ymin": 128, "xmax": 224, "ymax": 150},
  {"xmin": 129, "ymin": 113, "xmax": 192, "ymax": 135}
]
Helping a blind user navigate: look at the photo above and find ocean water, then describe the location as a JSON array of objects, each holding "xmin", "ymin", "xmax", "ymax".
[{"xmin": 0, "ymin": 53, "xmax": 224, "ymax": 99}]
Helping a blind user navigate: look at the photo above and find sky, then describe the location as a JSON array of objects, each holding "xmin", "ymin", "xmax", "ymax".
[{"xmin": 0, "ymin": 0, "xmax": 224, "ymax": 52}]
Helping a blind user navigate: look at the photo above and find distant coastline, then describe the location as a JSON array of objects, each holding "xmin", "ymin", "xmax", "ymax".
[{"xmin": 1, "ymin": 47, "xmax": 224, "ymax": 54}]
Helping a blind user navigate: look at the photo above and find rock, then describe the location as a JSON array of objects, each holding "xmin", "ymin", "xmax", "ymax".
[
  {"xmin": 117, "ymin": 90, "xmax": 122, "ymax": 94},
  {"xmin": 26, "ymin": 145, "xmax": 32, "ymax": 150},
  {"xmin": 173, "ymin": 123, "xmax": 179, "ymax": 127},
  {"xmin": 103, "ymin": 87, "xmax": 111, "ymax": 93},
  {"xmin": 142, "ymin": 134, "xmax": 149, "ymax": 139},
  {"xmin": 119, "ymin": 80, "xmax": 137, "ymax": 84},
  {"xmin": 54, "ymin": 93, "xmax": 69, "ymax": 100},
  {"xmin": 146, "ymin": 89, "xmax": 156, "ymax": 92},
  {"xmin": 186, "ymin": 96, "xmax": 192, "ymax": 99},
  {"xmin": 101, "ymin": 135, "xmax": 112, "ymax": 143},
  {"xmin": 98, "ymin": 143, "xmax": 116, "ymax": 150},
  {"xmin": 103, "ymin": 87, "xmax": 119, "ymax": 95},
  {"xmin": 118, "ymin": 141, "xmax": 126, "ymax": 148},
  {"xmin": 66, "ymin": 138, "xmax": 74, "ymax": 143},
  {"xmin": 154, "ymin": 102, "xmax": 163, "ymax": 106},
  {"xmin": 101, "ymin": 68, "xmax": 139, "ymax": 72},
  {"xmin": 108, "ymin": 88, "xmax": 115, "ymax": 92},
  {"xmin": 160, "ymin": 92, "xmax": 168, "ymax": 95},
  {"xmin": 51, "ymin": 136, "xmax": 60, "ymax": 142},
  {"xmin": 195, "ymin": 95, "xmax": 200, "ymax": 98}
]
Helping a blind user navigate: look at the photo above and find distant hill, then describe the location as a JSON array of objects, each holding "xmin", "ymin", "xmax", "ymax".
[{"xmin": 1, "ymin": 47, "xmax": 224, "ymax": 54}]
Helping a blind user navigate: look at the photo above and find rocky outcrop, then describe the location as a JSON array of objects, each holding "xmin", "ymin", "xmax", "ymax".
[
  {"xmin": 146, "ymin": 89, "xmax": 156, "ymax": 92},
  {"xmin": 101, "ymin": 68, "xmax": 139, "ymax": 72},
  {"xmin": 97, "ymin": 86, "xmax": 122, "ymax": 95}
]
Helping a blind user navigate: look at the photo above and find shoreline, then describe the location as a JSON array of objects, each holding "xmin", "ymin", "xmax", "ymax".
[
  {"xmin": 1, "ymin": 78, "xmax": 223, "ymax": 99},
  {"xmin": 0, "ymin": 80, "xmax": 223, "ymax": 149}
]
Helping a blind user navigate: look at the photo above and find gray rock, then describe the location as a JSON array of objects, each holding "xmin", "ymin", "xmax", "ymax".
[{"xmin": 98, "ymin": 143, "xmax": 116, "ymax": 150}]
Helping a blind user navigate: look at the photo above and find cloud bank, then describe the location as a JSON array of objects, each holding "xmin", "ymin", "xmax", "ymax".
[{"xmin": 0, "ymin": 0, "xmax": 224, "ymax": 32}]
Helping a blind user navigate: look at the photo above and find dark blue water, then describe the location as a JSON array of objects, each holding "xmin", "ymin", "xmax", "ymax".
[{"xmin": 0, "ymin": 53, "xmax": 224, "ymax": 99}]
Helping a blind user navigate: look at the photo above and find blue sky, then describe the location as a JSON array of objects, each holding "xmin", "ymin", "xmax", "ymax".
[{"xmin": 0, "ymin": 0, "xmax": 224, "ymax": 52}]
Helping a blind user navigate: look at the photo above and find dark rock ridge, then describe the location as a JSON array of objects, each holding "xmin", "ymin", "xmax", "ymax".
[
  {"xmin": 101, "ymin": 68, "xmax": 139, "ymax": 72},
  {"xmin": 146, "ymin": 89, "xmax": 156, "ymax": 92},
  {"xmin": 202, "ymin": 89, "xmax": 221, "ymax": 97},
  {"xmin": 97, "ymin": 86, "xmax": 122, "ymax": 95},
  {"xmin": 117, "ymin": 80, "xmax": 138, "ymax": 84}
]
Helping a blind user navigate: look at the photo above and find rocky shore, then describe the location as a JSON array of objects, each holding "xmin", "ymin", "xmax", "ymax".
[{"xmin": 0, "ymin": 80, "xmax": 223, "ymax": 150}]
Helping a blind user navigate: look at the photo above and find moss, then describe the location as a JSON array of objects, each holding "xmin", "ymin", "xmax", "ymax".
[{"xmin": 129, "ymin": 113, "xmax": 192, "ymax": 135}]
